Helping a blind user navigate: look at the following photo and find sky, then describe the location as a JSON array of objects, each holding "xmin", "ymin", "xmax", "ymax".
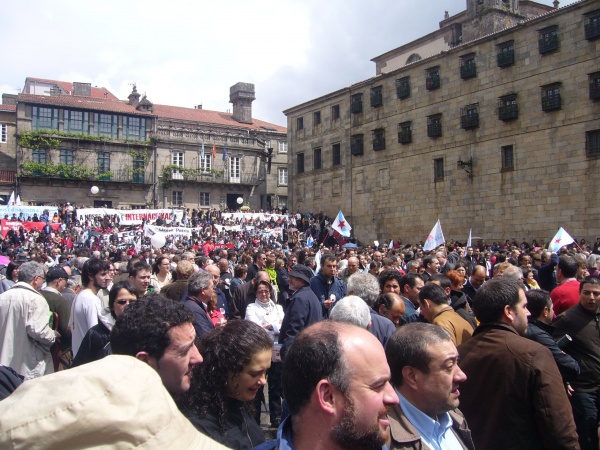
[{"xmin": 0, "ymin": 0, "xmax": 574, "ymax": 127}]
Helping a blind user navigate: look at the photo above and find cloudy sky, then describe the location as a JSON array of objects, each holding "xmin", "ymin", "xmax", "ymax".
[{"xmin": 0, "ymin": 0, "xmax": 573, "ymax": 127}]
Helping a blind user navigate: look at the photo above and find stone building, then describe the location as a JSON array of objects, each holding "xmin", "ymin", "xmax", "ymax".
[
  {"xmin": 0, "ymin": 78, "xmax": 287, "ymax": 211},
  {"xmin": 284, "ymin": 0, "xmax": 600, "ymax": 244}
]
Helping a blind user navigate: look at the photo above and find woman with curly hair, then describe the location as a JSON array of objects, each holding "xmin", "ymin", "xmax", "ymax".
[{"xmin": 182, "ymin": 320, "xmax": 272, "ymax": 449}]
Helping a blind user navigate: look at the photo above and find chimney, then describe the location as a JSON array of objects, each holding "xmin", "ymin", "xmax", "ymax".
[
  {"xmin": 128, "ymin": 85, "xmax": 141, "ymax": 106},
  {"xmin": 73, "ymin": 82, "xmax": 91, "ymax": 97},
  {"xmin": 49, "ymin": 86, "xmax": 61, "ymax": 96},
  {"xmin": 229, "ymin": 82, "xmax": 255, "ymax": 124},
  {"xmin": 553, "ymin": 1, "xmax": 559, "ymax": 8},
  {"xmin": 2, "ymin": 94, "xmax": 17, "ymax": 105}
]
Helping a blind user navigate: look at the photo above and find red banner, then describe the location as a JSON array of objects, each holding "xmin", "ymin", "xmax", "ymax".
[{"xmin": 1, "ymin": 220, "xmax": 61, "ymax": 237}]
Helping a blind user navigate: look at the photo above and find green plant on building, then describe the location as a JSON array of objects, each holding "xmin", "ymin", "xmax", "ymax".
[
  {"xmin": 159, "ymin": 165, "xmax": 224, "ymax": 187},
  {"xmin": 20, "ymin": 161, "xmax": 112, "ymax": 180}
]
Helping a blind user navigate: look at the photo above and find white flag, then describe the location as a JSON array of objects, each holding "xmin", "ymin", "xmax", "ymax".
[
  {"xmin": 7, "ymin": 191, "xmax": 14, "ymax": 206},
  {"xmin": 424, "ymin": 220, "xmax": 445, "ymax": 251},
  {"xmin": 549, "ymin": 227, "xmax": 575, "ymax": 253},
  {"xmin": 15, "ymin": 195, "xmax": 21, "ymax": 206},
  {"xmin": 466, "ymin": 228, "xmax": 472, "ymax": 248},
  {"xmin": 388, "ymin": 240, "xmax": 394, "ymax": 249},
  {"xmin": 314, "ymin": 249, "xmax": 322, "ymax": 275}
]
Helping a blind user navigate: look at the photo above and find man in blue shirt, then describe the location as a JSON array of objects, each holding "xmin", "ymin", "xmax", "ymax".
[{"xmin": 384, "ymin": 323, "xmax": 474, "ymax": 450}]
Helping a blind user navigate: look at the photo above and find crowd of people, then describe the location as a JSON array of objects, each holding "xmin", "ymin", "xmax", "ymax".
[{"xmin": 0, "ymin": 206, "xmax": 599, "ymax": 449}]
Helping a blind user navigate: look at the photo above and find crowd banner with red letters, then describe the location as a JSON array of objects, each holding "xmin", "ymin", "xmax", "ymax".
[
  {"xmin": 77, "ymin": 208, "xmax": 184, "ymax": 225},
  {"xmin": 1, "ymin": 220, "xmax": 61, "ymax": 237}
]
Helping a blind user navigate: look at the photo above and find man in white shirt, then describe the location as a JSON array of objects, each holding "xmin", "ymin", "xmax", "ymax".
[{"xmin": 69, "ymin": 258, "xmax": 111, "ymax": 357}]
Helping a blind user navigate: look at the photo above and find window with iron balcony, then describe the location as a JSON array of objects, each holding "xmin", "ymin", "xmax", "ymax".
[
  {"xmin": 539, "ymin": 26, "xmax": 559, "ymax": 54},
  {"xmin": 461, "ymin": 105, "xmax": 479, "ymax": 129},
  {"xmin": 498, "ymin": 95, "xmax": 518, "ymax": 121},
  {"xmin": 398, "ymin": 122, "xmax": 412, "ymax": 144},
  {"xmin": 589, "ymin": 72, "xmax": 600, "ymax": 100},
  {"xmin": 427, "ymin": 115, "xmax": 442, "ymax": 138},
  {"xmin": 351, "ymin": 93, "xmax": 363, "ymax": 114},
  {"xmin": 396, "ymin": 77, "xmax": 410, "ymax": 99},
  {"xmin": 426, "ymin": 67, "xmax": 440, "ymax": 90},
  {"xmin": 460, "ymin": 55, "xmax": 476, "ymax": 80},
  {"xmin": 371, "ymin": 86, "xmax": 383, "ymax": 107},
  {"xmin": 584, "ymin": 11, "xmax": 600, "ymax": 41},
  {"xmin": 541, "ymin": 84, "xmax": 561, "ymax": 111},
  {"xmin": 497, "ymin": 41, "xmax": 515, "ymax": 67},
  {"xmin": 372, "ymin": 129, "xmax": 385, "ymax": 151},
  {"xmin": 351, "ymin": 134, "xmax": 364, "ymax": 156}
]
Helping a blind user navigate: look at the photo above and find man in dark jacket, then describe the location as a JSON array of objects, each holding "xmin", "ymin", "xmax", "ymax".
[
  {"xmin": 278, "ymin": 265, "xmax": 322, "ymax": 359},
  {"xmin": 309, "ymin": 253, "xmax": 346, "ymax": 318},
  {"xmin": 458, "ymin": 278, "xmax": 579, "ymax": 450},
  {"xmin": 553, "ymin": 275, "xmax": 600, "ymax": 450},
  {"xmin": 182, "ymin": 271, "xmax": 215, "ymax": 339},
  {"xmin": 525, "ymin": 289, "xmax": 579, "ymax": 382}
]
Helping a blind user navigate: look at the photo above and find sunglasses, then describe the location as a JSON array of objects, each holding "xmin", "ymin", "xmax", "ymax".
[{"xmin": 115, "ymin": 299, "xmax": 135, "ymax": 306}]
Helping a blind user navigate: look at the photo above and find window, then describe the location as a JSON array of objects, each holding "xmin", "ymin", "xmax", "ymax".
[
  {"xmin": 372, "ymin": 129, "xmax": 386, "ymax": 151},
  {"xmin": 172, "ymin": 191, "xmax": 183, "ymax": 206},
  {"xmin": 296, "ymin": 117, "xmax": 304, "ymax": 130},
  {"xmin": 297, "ymin": 153, "xmax": 305, "ymax": 173},
  {"xmin": 351, "ymin": 134, "xmax": 364, "ymax": 156},
  {"xmin": 541, "ymin": 83, "xmax": 561, "ymax": 111},
  {"xmin": 65, "ymin": 110, "xmax": 89, "ymax": 133},
  {"xmin": 32, "ymin": 148, "xmax": 47, "ymax": 164},
  {"xmin": 132, "ymin": 154, "xmax": 145, "ymax": 183},
  {"xmin": 32, "ymin": 106, "xmax": 58, "ymax": 130},
  {"xmin": 498, "ymin": 94, "xmax": 518, "ymax": 121},
  {"xmin": 501, "ymin": 145, "xmax": 514, "ymax": 171},
  {"xmin": 589, "ymin": 72, "xmax": 600, "ymax": 100},
  {"xmin": 0, "ymin": 124, "xmax": 7, "ymax": 143},
  {"xmin": 497, "ymin": 41, "xmax": 514, "ymax": 67},
  {"xmin": 351, "ymin": 93, "xmax": 363, "ymax": 114},
  {"xmin": 95, "ymin": 113, "xmax": 117, "ymax": 137},
  {"xmin": 460, "ymin": 54, "xmax": 477, "ymax": 79},
  {"xmin": 124, "ymin": 116, "xmax": 146, "ymax": 140},
  {"xmin": 371, "ymin": 86, "xmax": 383, "ymax": 107},
  {"xmin": 313, "ymin": 148, "xmax": 322, "ymax": 170},
  {"xmin": 332, "ymin": 104, "xmax": 340, "ymax": 120},
  {"xmin": 426, "ymin": 67, "xmax": 440, "ymax": 90},
  {"xmin": 539, "ymin": 25, "xmax": 559, "ymax": 54},
  {"xmin": 434, "ymin": 158, "xmax": 444, "ymax": 181},
  {"xmin": 427, "ymin": 114, "xmax": 442, "ymax": 138},
  {"xmin": 332, "ymin": 143, "xmax": 341, "ymax": 166},
  {"xmin": 313, "ymin": 111, "xmax": 321, "ymax": 126},
  {"xmin": 200, "ymin": 192, "xmax": 210, "ymax": 207},
  {"xmin": 278, "ymin": 167, "xmax": 288, "ymax": 186},
  {"xmin": 586, "ymin": 130, "xmax": 600, "ymax": 157},
  {"xmin": 584, "ymin": 10, "xmax": 600, "ymax": 40},
  {"xmin": 396, "ymin": 77, "xmax": 410, "ymax": 99},
  {"xmin": 229, "ymin": 156, "xmax": 241, "ymax": 183},
  {"xmin": 278, "ymin": 141, "xmax": 288, "ymax": 153},
  {"xmin": 199, "ymin": 154, "xmax": 212, "ymax": 172},
  {"xmin": 97, "ymin": 152, "xmax": 111, "ymax": 180},
  {"xmin": 461, "ymin": 104, "xmax": 479, "ymax": 129},
  {"xmin": 398, "ymin": 122, "xmax": 412, "ymax": 144},
  {"xmin": 60, "ymin": 149, "xmax": 75, "ymax": 166},
  {"xmin": 171, "ymin": 151, "xmax": 184, "ymax": 180}
]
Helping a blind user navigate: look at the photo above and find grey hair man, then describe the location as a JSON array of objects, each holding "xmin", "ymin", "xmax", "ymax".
[
  {"xmin": 183, "ymin": 270, "xmax": 215, "ymax": 339},
  {"xmin": 330, "ymin": 295, "xmax": 371, "ymax": 329},
  {"xmin": 384, "ymin": 323, "xmax": 473, "ymax": 449},
  {"xmin": 0, "ymin": 261, "xmax": 57, "ymax": 379},
  {"xmin": 347, "ymin": 272, "xmax": 395, "ymax": 347}
]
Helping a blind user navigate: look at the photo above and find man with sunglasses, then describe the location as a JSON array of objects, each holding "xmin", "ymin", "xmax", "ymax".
[{"xmin": 0, "ymin": 261, "xmax": 57, "ymax": 379}]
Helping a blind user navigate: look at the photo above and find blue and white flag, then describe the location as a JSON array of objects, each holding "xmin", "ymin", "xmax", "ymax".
[
  {"xmin": 424, "ymin": 220, "xmax": 445, "ymax": 251},
  {"xmin": 466, "ymin": 228, "xmax": 472, "ymax": 248},
  {"xmin": 201, "ymin": 143, "xmax": 205, "ymax": 160},
  {"xmin": 549, "ymin": 227, "xmax": 575, "ymax": 252},
  {"xmin": 332, "ymin": 211, "xmax": 352, "ymax": 237},
  {"xmin": 306, "ymin": 235, "xmax": 314, "ymax": 247}
]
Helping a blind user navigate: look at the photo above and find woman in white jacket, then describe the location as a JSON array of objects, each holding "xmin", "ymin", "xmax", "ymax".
[{"xmin": 244, "ymin": 279, "xmax": 285, "ymax": 428}]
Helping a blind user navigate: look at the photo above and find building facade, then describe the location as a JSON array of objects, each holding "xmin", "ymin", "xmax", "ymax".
[
  {"xmin": 0, "ymin": 78, "xmax": 287, "ymax": 211},
  {"xmin": 284, "ymin": 0, "xmax": 600, "ymax": 244}
]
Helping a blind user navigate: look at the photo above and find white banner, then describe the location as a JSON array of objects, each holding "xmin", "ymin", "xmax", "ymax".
[
  {"xmin": 221, "ymin": 213, "xmax": 289, "ymax": 223},
  {"xmin": 77, "ymin": 208, "xmax": 184, "ymax": 225},
  {"xmin": 0, "ymin": 205, "xmax": 60, "ymax": 219},
  {"xmin": 144, "ymin": 224, "xmax": 192, "ymax": 239}
]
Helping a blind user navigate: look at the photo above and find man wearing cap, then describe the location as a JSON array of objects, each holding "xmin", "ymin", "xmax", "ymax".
[
  {"xmin": 41, "ymin": 266, "xmax": 72, "ymax": 358},
  {"xmin": 0, "ymin": 261, "xmax": 57, "ymax": 379},
  {"xmin": 278, "ymin": 264, "xmax": 323, "ymax": 359}
]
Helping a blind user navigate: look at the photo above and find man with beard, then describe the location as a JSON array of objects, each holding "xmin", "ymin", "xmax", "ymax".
[
  {"xmin": 458, "ymin": 278, "xmax": 579, "ymax": 450},
  {"xmin": 69, "ymin": 258, "xmax": 111, "ymax": 358},
  {"xmin": 384, "ymin": 323, "xmax": 473, "ymax": 449},
  {"xmin": 254, "ymin": 321, "xmax": 398, "ymax": 450}
]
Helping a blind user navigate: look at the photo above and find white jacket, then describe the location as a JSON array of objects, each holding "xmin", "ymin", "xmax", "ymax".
[{"xmin": 0, "ymin": 282, "xmax": 56, "ymax": 379}]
